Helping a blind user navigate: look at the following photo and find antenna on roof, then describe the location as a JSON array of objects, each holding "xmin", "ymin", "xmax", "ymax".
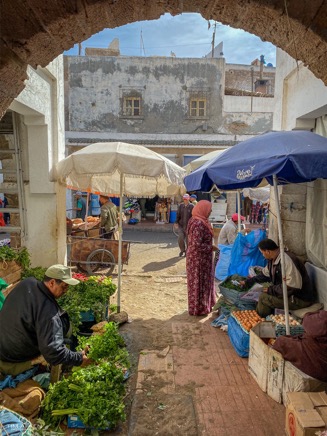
[
  {"xmin": 140, "ymin": 30, "xmax": 146, "ymax": 57},
  {"xmin": 211, "ymin": 22, "xmax": 217, "ymax": 58}
]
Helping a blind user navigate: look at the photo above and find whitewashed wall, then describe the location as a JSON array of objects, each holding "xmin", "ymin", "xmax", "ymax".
[
  {"xmin": 9, "ymin": 56, "xmax": 66, "ymax": 267},
  {"xmin": 270, "ymin": 48, "xmax": 327, "ymax": 268}
]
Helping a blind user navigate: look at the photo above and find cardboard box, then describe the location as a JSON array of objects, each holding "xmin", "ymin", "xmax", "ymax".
[
  {"xmin": 267, "ymin": 348, "xmax": 284, "ymax": 403},
  {"xmin": 248, "ymin": 322, "xmax": 276, "ymax": 392},
  {"xmin": 285, "ymin": 392, "xmax": 327, "ymax": 436},
  {"xmin": 283, "ymin": 361, "xmax": 327, "ymax": 406}
]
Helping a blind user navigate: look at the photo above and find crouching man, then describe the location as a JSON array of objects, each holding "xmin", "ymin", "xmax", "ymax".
[{"xmin": 0, "ymin": 265, "xmax": 92, "ymax": 376}]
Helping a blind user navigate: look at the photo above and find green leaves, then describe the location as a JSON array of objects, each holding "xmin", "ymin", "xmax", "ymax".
[
  {"xmin": 58, "ymin": 275, "xmax": 117, "ymax": 335},
  {"xmin": 0, "ymin": 246, "xmax": 31, "ymax": 270},
  {"xmin": 41, "ymin": 322, "xmax": 129, "ymax": 430},
  {"xmin": 42, "ymin": 361, "xmax": 127, "ymax": 429},
  {"xmin": 21, "ymin": 266, "xmax": 47, "ymax": 281},
  {"xmin": 77, "ymin": 322, "xmax": 129, "ymax": 367}
]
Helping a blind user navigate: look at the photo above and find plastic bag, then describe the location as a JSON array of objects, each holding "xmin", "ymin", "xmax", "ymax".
[
  {"xmin": 0, "ymin": 279, "xmax": 7, "ymax": 311},
  {"xmin": 215, "ymin": 244, "xmax": 233, "ymax": 281},
  {"xmin": 228, "ymin": 229, "xmax": 267, "ymax": 277}
]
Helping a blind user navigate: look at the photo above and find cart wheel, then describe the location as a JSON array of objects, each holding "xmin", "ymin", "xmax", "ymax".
[{"xmin": 86, "ymin": 249, "xmax": 115, "ymax": 276}]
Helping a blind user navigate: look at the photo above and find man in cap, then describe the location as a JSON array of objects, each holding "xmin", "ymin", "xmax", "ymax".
[
  {"xmin": 176, "ymin": 194, "xmax": 194, "ymax": 257},
  {"xmin": 190, "ymin": 194, "xmax": 198, "ymax": 205},
  {"xmin": 218, "ymin": 213, "xmax": 245, "ymax": 246},
  {"xmin": 99, "ymin": 195, "xmax": 119, "ymax": 239},
  {"xmin": 0, "ymin": 265, "xmax": 92, "ymax": 376},
  {"xmin": 74, "ymin": 191, "xmax": 87, "ymax": 220}
]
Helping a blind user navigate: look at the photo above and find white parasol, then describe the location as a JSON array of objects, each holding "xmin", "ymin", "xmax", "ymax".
[{"xmin": 55, "ymin": 141, "xmax": 186, "ymax": 312}]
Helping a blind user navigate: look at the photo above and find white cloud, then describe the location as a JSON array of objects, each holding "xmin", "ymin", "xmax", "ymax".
[{"xmin": 66, "ymin": 13, "xmax": 276, "ymax": 66}]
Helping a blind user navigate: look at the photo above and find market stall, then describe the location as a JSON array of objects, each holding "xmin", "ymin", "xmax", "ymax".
[{"xmin": 185, "ymin": 130, "xmax": 327, "ymax": 334}]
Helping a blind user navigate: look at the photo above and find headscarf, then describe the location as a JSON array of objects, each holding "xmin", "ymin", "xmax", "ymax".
[{"xmin": 192, "ymin": 200, "xmax": 213, "ymax": 235}]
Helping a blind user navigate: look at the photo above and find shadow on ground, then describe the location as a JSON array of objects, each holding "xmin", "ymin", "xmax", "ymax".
[{"xmin": 142, "ymin": 256, "xmax": 183, "ymax": 272}]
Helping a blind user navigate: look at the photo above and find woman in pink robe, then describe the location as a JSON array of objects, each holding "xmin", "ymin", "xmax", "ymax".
[{"xmin": 186, "ymin": 200, "xmax": 216, "ymax": 316}]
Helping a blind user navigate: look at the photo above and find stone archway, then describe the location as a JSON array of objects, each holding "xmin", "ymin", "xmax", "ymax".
[{"xmin": 1, "ymin": 0, "xmax": 327, "ymax": 117}]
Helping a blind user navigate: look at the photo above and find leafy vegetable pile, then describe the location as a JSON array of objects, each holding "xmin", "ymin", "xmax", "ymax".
[
  {"xmin": 21, "ymin": 266, "xmax": 47, "ymax": 281},
  {"xmin": 77, "ymin": 322, "xmax": 129, "ymax": 366},
  {"xmin": 41, "ymin": 322, "xmax": 129, "ymax": 429},
  {"xmin": 58, "ymin": 273, "xmax": 117, "ymax": 335},
  {"xmin": 222, "ymin": 274, "xmax": 249, "ymax": 291},
  {"xmin": 0, "ymin": 246, "xmax": 31, "ymax": 271},
  {"xmin": 42, "ymin": 361, "xmax": 126, "ymax": 429}
]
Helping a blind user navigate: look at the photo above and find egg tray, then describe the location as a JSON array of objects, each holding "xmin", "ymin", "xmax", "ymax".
[
  {"xmin": 230, "ymin": 313, "xmax": 250, "ymax": 335},
  {"xmin": 266, "ymin": 316, "xmax": 305, "ymax": 337}
]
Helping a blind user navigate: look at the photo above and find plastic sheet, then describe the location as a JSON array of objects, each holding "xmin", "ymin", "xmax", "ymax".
[
  {"xmin": 228, "ymin": 229, "xmax": 267, "ymax": 277},
  {"xmin": 227, "ymin": 316, "xmax": 249, "ymax": 357},
  {"xmin": 215, "ymin": 244, "xmax": 233, "ymax": 281}
]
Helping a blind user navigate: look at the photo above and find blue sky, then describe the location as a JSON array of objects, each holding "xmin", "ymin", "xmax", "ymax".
[{"xmin": 65, "ymin": 13, "xmax": 276, "ymax": 66}]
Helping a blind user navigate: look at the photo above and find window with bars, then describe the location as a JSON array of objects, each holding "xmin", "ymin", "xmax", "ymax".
[
  {"xmin": 123, "ymin": 97, "xmax": 141, "ymax": 117},
  {"xmin": 189, "ymin": 98, "xmax": 207, "ymax": 118}
]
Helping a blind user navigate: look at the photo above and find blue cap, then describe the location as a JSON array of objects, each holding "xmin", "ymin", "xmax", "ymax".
[{"xmin": 190, "ymin": 194, "xmax": 197, "ymax": 199}]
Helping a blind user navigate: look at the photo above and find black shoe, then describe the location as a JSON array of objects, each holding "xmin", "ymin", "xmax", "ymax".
[{"xmin": 179, "ymin": 251, "xmax": 184, "ymax": 257}]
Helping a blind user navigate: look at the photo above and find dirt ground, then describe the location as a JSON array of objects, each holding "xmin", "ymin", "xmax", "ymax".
[{"xmin": 106, "ymin": 235, "xmax": 201, "ymax": 436}]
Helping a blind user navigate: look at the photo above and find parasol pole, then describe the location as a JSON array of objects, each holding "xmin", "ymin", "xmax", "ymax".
[
  {"xmin": 273, "ymin": 174, "xmax": 290, "ymax": 335},
  {"xmin": 237, "ymin": 190, "xmax": 242, "ymax": 233},
  {"xmin": 84, "ymin": 192, "xmax": 90, "ymax": 222},
  {"xmin": 117, "ymin": 172, "xmax": 123, "ymax": 314}
]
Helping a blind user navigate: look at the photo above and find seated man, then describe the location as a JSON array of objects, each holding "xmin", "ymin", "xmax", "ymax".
[
  {"xmin": 241, "ymin": 239, "xmax": 315, "ymax": 317},
  {"xmin": 0, "ymin": 265, "xmax": 92, "ymax": 376},
  {"xmin": 218, "ymin": 213, "xmax": 245, "ymax": 246}
]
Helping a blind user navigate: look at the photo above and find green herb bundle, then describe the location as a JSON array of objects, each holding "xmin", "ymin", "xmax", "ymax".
[
  {"xmin": 77, "ymin": 322, "xmax": 129, "ymax": 367},
  {"xmin": 21, "ymin": 266, "xmax": 47, "ymax": 281},
  {"xmin": 41, "ymin": 361, "xmax": 126, "ymax": 429},
  {"xmin": 58, "ymin": 275, "xmax": 117, "ymax": 335}
]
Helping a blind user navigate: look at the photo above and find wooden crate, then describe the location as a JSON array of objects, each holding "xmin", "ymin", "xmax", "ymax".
[
  {"xmin": 0, "ymin": 260, "xmax": 22, "ymax": 295},
  {"xmin": 87, "ymin": 227, "xmax": 100, "ymax": 238}
]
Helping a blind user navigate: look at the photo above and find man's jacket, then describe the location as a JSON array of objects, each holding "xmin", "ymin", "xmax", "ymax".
[
  {"xmin": 100, "ymin": 201, "xmax": 118, "ymax": 232},
  {"xmin": 246, "ymin": 251, "xmax": 314, "ymax": 301},
  {"xmin": 0, "ymin": 278, "xmax": 83, "ymax": 366}
]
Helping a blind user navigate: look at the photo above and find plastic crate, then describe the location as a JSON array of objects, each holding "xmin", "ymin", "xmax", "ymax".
[
  {"xmin": 266, "ymin": 315, "xmax": 305, "ymax": 337},
  {"xmin": 80, "ymin": 310, "xmax": 95, "ymax": 322},
  {"xmin": 67, "ymin": 415, "xmax": 113, "ymax": 430},
  {"xmin": 219, "ymin": 284, "xmax": 247, "ymax": 305}
]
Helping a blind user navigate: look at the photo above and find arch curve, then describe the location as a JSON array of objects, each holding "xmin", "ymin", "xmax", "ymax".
[{"xmin": 1, "ymin": 0, "xmax": 327, "ymax": 116}]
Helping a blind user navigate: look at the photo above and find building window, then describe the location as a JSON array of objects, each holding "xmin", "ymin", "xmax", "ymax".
[
  {"xmin": 123, "ymin": 97, "xmax": 141, "ymax": 117},
  {"xmin": 190, "ymin": 98, "xmax": 206, "ymax": 117}
]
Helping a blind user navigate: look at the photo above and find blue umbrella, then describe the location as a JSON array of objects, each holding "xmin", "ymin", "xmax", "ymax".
[
  {"xmin": 185, "ymin": 130, "xmax": 327, "ymax": 333},
  {"xmin": 184, "ymin": 130, "xmax": 327, "ymax": 191}
]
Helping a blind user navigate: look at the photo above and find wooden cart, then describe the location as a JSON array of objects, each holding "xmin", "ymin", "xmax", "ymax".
[{"xmin": 69, "ymin": 236, "xmax": 131, "ymax": 276}]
